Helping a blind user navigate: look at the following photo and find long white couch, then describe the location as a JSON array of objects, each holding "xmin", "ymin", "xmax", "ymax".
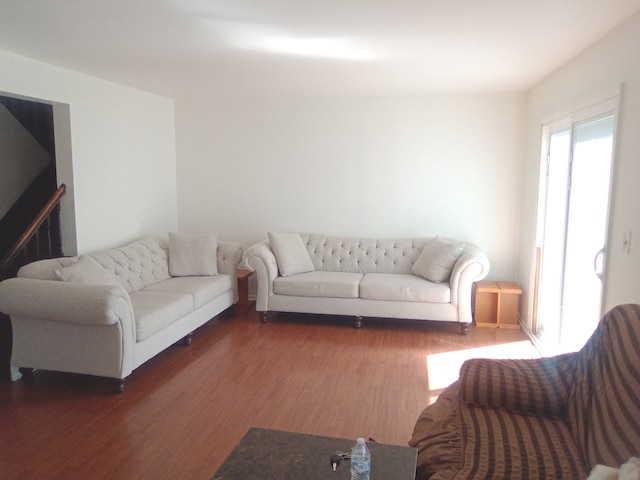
[
  {"xmin": 0, "ymin": 234, "xmax": 242, "ymax": 392},
  {"xmin": 243, "ymin": 233, "xmax": 489, "ymax": 333}
]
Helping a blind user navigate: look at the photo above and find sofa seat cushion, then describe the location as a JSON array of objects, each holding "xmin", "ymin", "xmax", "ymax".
[
  {"xmin": 130, "ymin": 291, "xmax": 193, "ymax": 341},
  {"xmin": 144, "ymin": 275, "xmax": 233, "ymax": 309},
  {"xmin": 273, "ymin": 271, "xmax": 362, "ymax": 298},
  {"xmin": 360, "ymin": 273, "xmax": 450, "ymax": 303},
  {"xmin": 458, "ymin": 403, "xmax": 588, "ymax": 479}
]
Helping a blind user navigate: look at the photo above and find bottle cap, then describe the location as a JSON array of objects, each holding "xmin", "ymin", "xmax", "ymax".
[{"xmin": 356, "ymin": 437, "xmax": 365, "ymax": 444}]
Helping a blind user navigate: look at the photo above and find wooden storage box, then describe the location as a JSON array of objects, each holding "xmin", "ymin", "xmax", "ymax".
[
  {"xmin": 496, "ymin": 281, "xmax": 522, "ymax": 328},
  {"xmin": 474, "ymin": 281, "xmax": 500, "ymax": 327},
  {"xmin": 474, "ymin": 281, "xmax": 522, "ymax": 329}
]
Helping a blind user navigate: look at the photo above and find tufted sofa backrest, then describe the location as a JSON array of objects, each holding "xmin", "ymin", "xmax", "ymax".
[
  {"xmin": 89, "ymin": 237, "xmax": 170, "ymax": 293},
  {"xmin": 302, "ymin": 234, "xmax": 431, "ymax": 274}
]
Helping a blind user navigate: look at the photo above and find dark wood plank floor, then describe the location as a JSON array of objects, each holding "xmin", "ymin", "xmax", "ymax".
[{"xmin": 0, "ymin": 305, "xmax": 537, "ymax": 479}]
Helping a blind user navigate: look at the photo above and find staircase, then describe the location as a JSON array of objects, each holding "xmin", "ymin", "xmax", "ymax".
[
  {"xmin": 1, "ymin": 184, "xmax": 66, "ymax": 277},
  {"xmin": 0, "ymin": 184, "xmax": 66, "ymax": 381}
]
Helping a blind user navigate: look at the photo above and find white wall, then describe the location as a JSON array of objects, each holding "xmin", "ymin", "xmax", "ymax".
[
  {"xmin": 176, "ymin": 92, "xmax": 526, "ymax": 280},
  {"xmin": 519, "ymin": 12, "xmax": 640, "ymax": 327},
  {"xmin": 0, "ymin": 49, "xmax": 177, "ymax": 254}
]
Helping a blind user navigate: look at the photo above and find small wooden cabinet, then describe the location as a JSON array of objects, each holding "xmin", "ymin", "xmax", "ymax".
[
  {"xmin": 237, "ymin": 269, "xmax": 252, "ymax": 313},
  {"xmin": 474, "ymin": 280, "xmax": 522, "ymax": 328}
]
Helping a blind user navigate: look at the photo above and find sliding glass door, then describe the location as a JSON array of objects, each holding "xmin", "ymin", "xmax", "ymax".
[{"xmin": 535, "ymin": 104, "xmax": 616, "ymax": 354}]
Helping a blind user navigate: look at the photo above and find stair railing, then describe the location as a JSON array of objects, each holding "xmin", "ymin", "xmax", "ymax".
[{"xmin": 1, "ymin": 183, "xmax": 66, "ymax": 271}]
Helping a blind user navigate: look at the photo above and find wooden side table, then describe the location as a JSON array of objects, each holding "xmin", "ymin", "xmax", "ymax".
[
  {"xmin": 474, "ymin": 281, "xmax": 522, "ymax": 329},
  {"xmin": 236, "ymin": 269, "xmax": 252, "ymax": 313},
  {"xmin": 0, "ymin": 312, "xmax": 11, "ymax": 382}
]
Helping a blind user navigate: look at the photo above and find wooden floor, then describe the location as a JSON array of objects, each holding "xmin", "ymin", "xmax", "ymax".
[{"xmin": 0, "ymin": 305, "xmax": 537, "ymax": 479}]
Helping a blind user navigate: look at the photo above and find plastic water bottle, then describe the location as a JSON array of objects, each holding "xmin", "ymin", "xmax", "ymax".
[{"xmin": 350, "ymin": 437, "xmax": 371, "ymax": 480}]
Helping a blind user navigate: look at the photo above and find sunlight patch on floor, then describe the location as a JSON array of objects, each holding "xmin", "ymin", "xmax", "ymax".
[{"xmin": 425, "ymin": 340, "xmax": 540, "ymax": 403}]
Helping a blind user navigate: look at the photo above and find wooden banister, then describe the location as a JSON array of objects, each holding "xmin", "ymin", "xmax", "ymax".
[{"xmin": 1, "ymin": 184, "xmax": 66, "ymax": 270}]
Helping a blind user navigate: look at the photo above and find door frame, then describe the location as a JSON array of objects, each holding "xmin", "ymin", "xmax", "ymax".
[{"xmin": 532, "ymin": 96, "xmax": 619, "ymax": 354}]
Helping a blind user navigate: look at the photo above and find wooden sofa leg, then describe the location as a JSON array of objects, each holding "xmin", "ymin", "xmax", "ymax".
[
  {"xmin": 181, "ymin": 332, "xmax": 192, "ymax": 346},
  {"xmin": 354, "ymin": 316, "xmax": 363, "ymax": 329},
  {"xmin": 113, "ymin": 379, "xmax": 125, "ymax": 394},
  {"xmin": 460, "ymin": 323, "xmax": 471, "ymax": 335},
  {"xmin": 259, "ymin": 312, "xmax": 268, "ymax": 323}
]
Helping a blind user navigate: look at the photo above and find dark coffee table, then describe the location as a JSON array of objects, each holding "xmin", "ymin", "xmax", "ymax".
[{"xmin": 211, "ymin": 427, "xmax": 417, "ymax": 479}]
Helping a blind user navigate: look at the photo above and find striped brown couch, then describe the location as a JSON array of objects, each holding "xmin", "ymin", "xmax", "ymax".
[{"xmin": 409, "ymin": 303, "xmax": 640, "ymax": 479}]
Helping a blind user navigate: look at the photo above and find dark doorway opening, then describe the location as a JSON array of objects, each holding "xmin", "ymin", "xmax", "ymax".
[
  {"xmin": 0, "ymin": 94, "xmax": 62, "ymax": 381},
  {"xmin": 1, "ymin": 95, "xmax": 62, "ymax": 274}
]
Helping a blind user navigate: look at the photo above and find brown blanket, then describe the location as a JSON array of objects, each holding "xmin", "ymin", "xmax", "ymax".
[{"xmin": 409, "ymin": 304, "xmax": 640, "ymax": 479}]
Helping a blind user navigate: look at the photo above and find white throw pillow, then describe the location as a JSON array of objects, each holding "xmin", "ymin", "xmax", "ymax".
[
  {"xmin": 169, "ymin": 232, "xmax": 218, "ymax": 276},
  {"xmin": 268, "ymin": 232, "xmax": 315, "ymax": 277},
  {"xmin": 412, "ymin": 237, "xmax": 466, "ymax": 283},
  {"xmin": 55, "ymin": 256, "xmax": 121, "ymax": 286}
]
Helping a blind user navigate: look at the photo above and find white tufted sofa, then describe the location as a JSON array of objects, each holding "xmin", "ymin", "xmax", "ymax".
[
  {"xmin": 243, "ymin": 234, "xmax": 489, "ymax": 333},
  {"xmin": 0, "ymin": 236, "xmax": 243, "ymax": 392}
]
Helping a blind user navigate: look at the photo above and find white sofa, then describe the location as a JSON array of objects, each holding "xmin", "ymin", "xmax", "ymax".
[
  {"xmin": 0, "ymin": 234, "xmax": 243, "ymax": 392},
  {"xmin": 243, "ymin": 233, "xmax": 489, "ymax": 333}
]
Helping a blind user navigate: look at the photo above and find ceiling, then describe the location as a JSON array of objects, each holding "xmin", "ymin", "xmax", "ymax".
[{"xmin": 1, "ymin": 0, "xmax": 640, "ymax": 98}]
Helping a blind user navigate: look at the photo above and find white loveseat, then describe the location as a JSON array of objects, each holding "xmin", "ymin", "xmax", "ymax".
[
  {"xmin": 0, "ymin": 234, "xmax": 243, "ymax": 392},
  {"xmin": 243, "ymin": 233, "xmax": 489, "ymax": 333}
]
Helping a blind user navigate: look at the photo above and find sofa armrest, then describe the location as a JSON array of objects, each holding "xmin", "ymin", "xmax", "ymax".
[
  {"xmin": 449, "ymin": 243, "xmax": 489, "ymax": 323},
  {"xmin": 0, "ymin": 277, "xmax": 133, "ymax": 327},
  {"xmin": 458, "ymin": 354, "xmax": 575, "ymax": 417},
  {"xmin": 243, "ymin": 240, "xmax": 279, "ymax": 312},
  {"xmin": 409, "ymin": 381, "xmax": 463, "ymax": 479}
]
